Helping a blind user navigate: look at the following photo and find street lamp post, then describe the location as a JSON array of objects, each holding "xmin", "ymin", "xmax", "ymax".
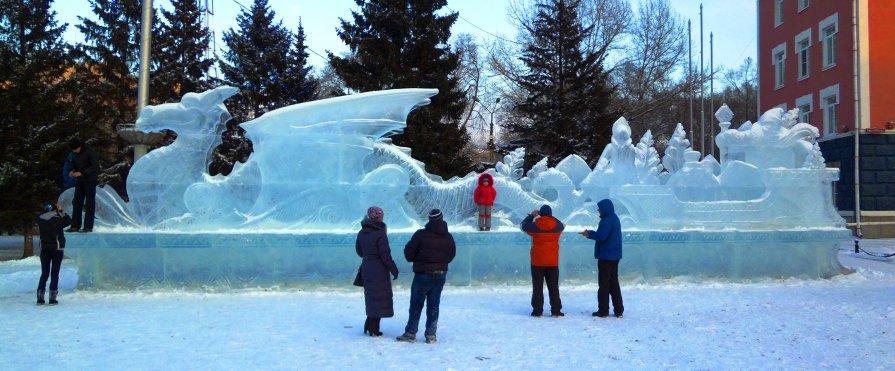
[{"xmin": 480, "ymin": 98, "xmax": 501, "ymax": 164}]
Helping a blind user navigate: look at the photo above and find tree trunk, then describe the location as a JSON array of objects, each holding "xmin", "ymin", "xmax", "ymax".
[{"xmin": 22, "ymin": 221, "xmax": 34, "ymax": 259}]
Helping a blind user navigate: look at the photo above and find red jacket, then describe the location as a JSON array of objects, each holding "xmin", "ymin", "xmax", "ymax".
[
  {"xmin": 474, "ymin": 173, "xmax": 497, "ymax": 206},
  {"xmin": 521, "ymin": 214, "xmax": 565, "ymax": 267}
]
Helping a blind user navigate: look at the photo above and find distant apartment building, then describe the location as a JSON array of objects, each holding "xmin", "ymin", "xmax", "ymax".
[{"xmin": 757, "ymin": 0, "xmax": 895, "ymax": 236}]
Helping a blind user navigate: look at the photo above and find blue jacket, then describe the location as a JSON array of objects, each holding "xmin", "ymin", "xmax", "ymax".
[{"xmin": 586, "ymin": 199, "xmax": 622, "ymax": 261}]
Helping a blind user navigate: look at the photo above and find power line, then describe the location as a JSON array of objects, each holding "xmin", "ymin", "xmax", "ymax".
[{"xmin": 444, "ymin": 5, "xmax": 521, "ymax": 45}]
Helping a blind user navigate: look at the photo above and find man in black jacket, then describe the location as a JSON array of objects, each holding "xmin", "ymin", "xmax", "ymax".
[
  {"xmin": 67, "ymin": 138, "xmax": 100, "ymax": 232},
  {"xmin": 396, "ymin": 209, "xmax": 456, "ymax": 344},
  {"xmin": 35, "ymin": 203, "xmax": 71, "ymax": 305}
]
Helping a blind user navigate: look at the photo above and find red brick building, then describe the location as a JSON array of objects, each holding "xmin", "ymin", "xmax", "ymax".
[
  {"xmin": 758, "ymin": 0, "xmax": 895, "ymax": 135},
  {"xmin": 758, "ymin": 0, "xmax": 895, "ymax": 237}
]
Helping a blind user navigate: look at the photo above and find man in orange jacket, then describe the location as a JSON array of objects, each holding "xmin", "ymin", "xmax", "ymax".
[{"xmin": 520, "ymin": 204, "xmax": 565, "ymax": 317}]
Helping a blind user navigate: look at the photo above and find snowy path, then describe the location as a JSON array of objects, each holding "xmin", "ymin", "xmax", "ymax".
[{"xmin": 1, "ymin": 244, "xmax": 893, "ymax": 370}]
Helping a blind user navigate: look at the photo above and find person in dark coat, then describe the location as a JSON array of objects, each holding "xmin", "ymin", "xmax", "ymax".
[
  {"xmin": 35, "ymin": 203, "xmax": 71, "ymax": 305},
  {"xmin": 521, "ymin": 204, "xmax": 565, "ymax": 317},
  {"xmin": 581, "ymin": 199, "xmax": 624, "ymax": 318},
  {"xmin": 67, "ymin": 138, "xmax": 100, "ymax": 233},
  {"xmin": 396, "ymin": 209, "xmax": 456, "ymax": 344},
  {"xmin": 474, "ymin": 173, "xmax": 497, "ymax": 231},
  {"xmin": 355, "ymin": 206, "xmax": 399, "ymax": 337}
]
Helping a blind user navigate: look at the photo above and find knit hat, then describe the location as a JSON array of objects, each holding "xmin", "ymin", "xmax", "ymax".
[
  {"xmin": 428, "ymin": 209, "xmax": 443, "ymax": 221},
  {"xmin": 68, "ymin": 138, "xmax": 83, "ymax": 150},
  {"xmin": 539, "ymin": 204, "xmax": 553, "ymax": 216},
  {"xmin": 366, "ymin": 206, "xmax": 384, "ymax": 222}
]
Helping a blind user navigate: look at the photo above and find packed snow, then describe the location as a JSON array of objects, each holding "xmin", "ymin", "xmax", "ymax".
[{"xmin": 1, "ymin": 240, "xmax": 893, "ymax": 370}]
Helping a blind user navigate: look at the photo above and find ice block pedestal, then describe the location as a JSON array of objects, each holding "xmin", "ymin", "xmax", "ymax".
[{"xmin": 66, "ymin": 229, "xmax": 851, "ymax": 290}]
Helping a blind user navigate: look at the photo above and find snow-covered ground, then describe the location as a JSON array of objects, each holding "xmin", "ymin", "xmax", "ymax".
[{"xmin": 1, "ymin": 240, "xmax": 893, "ymax": 370}]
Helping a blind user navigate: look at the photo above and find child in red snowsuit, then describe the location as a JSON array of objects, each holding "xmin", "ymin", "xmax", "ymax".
[{"xmin": 474, "ymin": 173, "xmax": 497, "ymax": 231}]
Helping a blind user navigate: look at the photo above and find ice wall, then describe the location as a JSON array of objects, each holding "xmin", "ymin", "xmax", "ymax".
[{"xmin": 66, "ymin": 229, "xmax": 851, "ymax": 289}]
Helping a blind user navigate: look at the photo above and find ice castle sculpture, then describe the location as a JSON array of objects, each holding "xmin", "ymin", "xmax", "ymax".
[{"xmin": 61, "ymin": 91, "xmax": 850, "ymax": 288}]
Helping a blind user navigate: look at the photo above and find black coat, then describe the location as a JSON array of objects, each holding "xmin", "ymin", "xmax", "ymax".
[
  {"xmin": 355, "ymin": 218, "xmax": 399, "ymax": 318},
  {"xmin": 404, "ymin": 219, "xmax": 456, "ymax": 273},
  {"xmin": 70, "ymin": 146, "xmax": 100, "ymax": 182},
  {"xmin": 35, "ymin": 211, "xmax": 71, "ymax": 251}
]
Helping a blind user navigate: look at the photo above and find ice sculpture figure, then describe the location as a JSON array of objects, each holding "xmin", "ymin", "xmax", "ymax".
[
  {"xmin": 59, "ymin": 88, "xmax": 850, "ymax": 288},
  {"xmin": 58, "ymin": 88, "xmax": 844, "ymax": 232}
]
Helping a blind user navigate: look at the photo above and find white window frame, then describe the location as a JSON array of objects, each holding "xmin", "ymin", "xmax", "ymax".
[
  {"xmin": 796, "ymin": 94, "xmax": 813, "ymax": 124},
  {"xmin": 799, "ymin": 0, "xmax": 809, "ymax": 12},
  {"xmin": 775, "ymin": 0, "xmax": 785, "ymax": 27},
  {"xmin": 820, "ymin": 84, "xmax": 840, "ymax": 135},
  {"xmin": 795, "ymin": 29, "xmax": 811, "ymax": 80},
  {"xmin": 819, "ymin": 13, "xmax": 838, "ymax": 69},
  {"xmin": 772, "ymin": 43, "xmax": 787, "ymax": 89}
]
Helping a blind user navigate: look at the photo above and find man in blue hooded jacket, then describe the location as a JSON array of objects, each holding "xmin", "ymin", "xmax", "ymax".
[{"xmin": 580, "ymin": 199, "xmax": 624, "ymax": 318}]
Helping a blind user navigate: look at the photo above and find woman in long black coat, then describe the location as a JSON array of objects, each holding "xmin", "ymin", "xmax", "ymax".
[{"xmin": 356, "ymin": 206, "xmax": 399, "ymax": 337}]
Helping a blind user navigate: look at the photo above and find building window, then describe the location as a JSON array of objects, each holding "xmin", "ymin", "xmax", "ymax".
[
  {"xmin": 796, "ymin": 93, "xmax": 813, "ymax": 125},
  {"xmin": 799, "ymin": 0, "xmax": 809, "ymax": 12},
  {"xmin": 819, "ymin": 14, "xmax": 838, "ymax": 69},
  {"xmin": 772, "ymin": 43, "xmax": 786, "ymax": 88},
  {"xmin": 795, "ymin": 29, "xmax": 811, "ymax": 79},
  {"xmin": 820, "ymin": 84, "xmax": 839, "ymax": 136},
  {"xmin": 775, "ymin": 0, "xmax": 785, "ymax": 26}
]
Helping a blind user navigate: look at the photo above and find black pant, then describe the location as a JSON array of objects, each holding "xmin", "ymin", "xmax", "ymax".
[
  {"xmin": 531, "ymin": 266, "xmax": 561, "ymax": 314},
  {"xmin": 38, "ymin": 250, "xmax": 64, "ymax": 291},
  {"xmin": 597, "ymin": 260, "xmax": 623, "ymax": 315},
  {"xmin": 72, "ymin": 180, "xmax": 97, "ymax": 230}
]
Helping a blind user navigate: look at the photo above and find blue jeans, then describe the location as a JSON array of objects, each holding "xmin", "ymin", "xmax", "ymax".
[{"xmin": 404, "ymin": 272, "xmax": 446, "ymax": 337}]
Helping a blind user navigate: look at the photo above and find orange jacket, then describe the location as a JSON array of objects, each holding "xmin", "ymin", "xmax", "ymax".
[{"xmin": 521, "ymin": 214, "xmax": 565, "ymax": 266}]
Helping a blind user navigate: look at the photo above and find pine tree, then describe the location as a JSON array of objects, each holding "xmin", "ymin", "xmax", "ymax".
[
  {"xmin": 0, "ymin": 0, "xmax": 73, "ymax": 257},
  {"xmin": 329, "ymin": 0, "xmax": 472, "ymax": 178},
  {"xmin": 283, "ymin": 21, "xmax": 317, "ymax": 103},
  {"xmin": 71, "ymin": 0, "xmax": 161, "ymax": 163},
  {"xmin": 510, "ymin": 0, "xmax": 615, "ymax": 167},
  {"xmin": 155, "ymin": 0, "xmax": 214, "ymax": 102},
  {"xmin": 218, "ymin": 0, "xmax": 293, "ymax": 121}
]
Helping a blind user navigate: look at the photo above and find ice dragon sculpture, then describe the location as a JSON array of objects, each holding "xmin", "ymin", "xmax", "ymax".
[{"xmin": 61, "ymin": 89, "xmax": 844, "ymax": 231}]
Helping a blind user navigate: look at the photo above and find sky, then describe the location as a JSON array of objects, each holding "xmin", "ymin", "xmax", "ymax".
[{"xmin": 51, "ymin": 0, "xmax": 758, "ymax": 73}]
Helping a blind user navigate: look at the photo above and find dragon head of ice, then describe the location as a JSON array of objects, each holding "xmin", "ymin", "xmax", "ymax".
[{"xmin": 136, "ymin": 86, "xmax": 239, "ymax": 136}]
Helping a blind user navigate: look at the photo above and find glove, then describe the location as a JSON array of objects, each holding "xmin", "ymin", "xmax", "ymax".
[{"xmin": 392, "ymin": 272, "xmax": 399, "ymax": 280}]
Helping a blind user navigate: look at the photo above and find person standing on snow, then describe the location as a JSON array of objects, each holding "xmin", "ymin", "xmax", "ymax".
[
  {"xmin": 396, "ymin": 209, "xmax": 456, "ymax": 344},
  {"xmin": 474, "ymin": 173, "xmax": 497, "ymax": 231},
  {"xmin": 35, "ymin": 203, "xmax": 71, "ymax": 305},
  {"xmin": 356, "ymin": 206, "xmax": 399, "ymax": 337},
  {"xmin": 521, "ymin": 204, "xmax": 565, "ymax": 317},
  {"xmin": 580, "ymin": 199, "xmax": 624, "ymax": 318}
]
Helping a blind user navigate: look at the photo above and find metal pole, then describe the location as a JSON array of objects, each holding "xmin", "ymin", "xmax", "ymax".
[
  {"xmin": 688, "ymin": 19, "xmax": 693, "ymax": 146},
  {"xmin": 853, "ymin": 0, "xmax": 862, "ymax": 237},
  {"xmin": 137, "ymin": 0, "xmax": 153, "ymax": 116},
  {"xmin": 710, "ymin": 32, "xmax": 714, "ymax": 157},
  {"xmin": 699, "ymin": 3, "xmax": 705, "ymax": 156}
]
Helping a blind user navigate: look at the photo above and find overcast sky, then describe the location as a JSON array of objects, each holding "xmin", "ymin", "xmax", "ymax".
[{"xmin": 52, "ymin": 0, "xmax": 757, "ymax": 73}]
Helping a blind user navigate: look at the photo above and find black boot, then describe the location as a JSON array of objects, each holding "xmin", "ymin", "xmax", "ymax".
[
  {"xmin": 363, "ymin": 318, "xmax": 372, "ymax": 336},
  {"xmin": 48, "ymin": 290, "xmax": 58, "ymax": 305},
  {"xmin": 369, "ymin": 317, "xmax": 383, "ymax": 337},
  {"xmin": 37, "ymin": 289, "xmax": 45, "ymax": 305}
]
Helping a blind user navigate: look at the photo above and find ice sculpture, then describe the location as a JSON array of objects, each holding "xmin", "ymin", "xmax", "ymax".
[
  {"xmin": 59, "ymin": 88, "xmax": 844, "ymax": 232},
  {"xmin": 59, "ymin": 88, "xmax": 850, "ymax": 288}
]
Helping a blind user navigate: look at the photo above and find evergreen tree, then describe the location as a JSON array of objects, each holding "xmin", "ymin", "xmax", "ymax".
[
  {"xmin": 155, "ymin": 0, "xmax": 214, "ymax": 102},
  {"xmin": 329, "ymin": 0, "xmax": 471, "ymax": 178},
  {"xmin": 71, "ymin": 0, "xmax": 161, "ymax": 163},
  {"xmin": 218, "ymin": 0, "xmax": 293, "ymax": 121},
  {"xmin": 0, "ymin": 0, "xmax": 73, "ymax": 256},
  {"xmin": 283, "ymin": 21, "xmax": 317, "ymax": 103},
  {"xmin": 510, "ymin": 0, "xmax": 615, "ymax": 167}
]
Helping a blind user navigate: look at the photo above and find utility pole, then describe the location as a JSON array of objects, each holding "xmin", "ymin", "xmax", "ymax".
[
  {"xmin": 699, "ymin": 3, "xmax": 705, "ymax": 155},
  {"xmin": 137, "ymin": 0, "xmax": 153, "ymax": 115},
  {"xmin": 710, "ymin": 32, "xmax": 714, "ymax": 158},
  {"xmin": 688, "ymin": 19, "xmax": 693, "ymax": 146}
]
